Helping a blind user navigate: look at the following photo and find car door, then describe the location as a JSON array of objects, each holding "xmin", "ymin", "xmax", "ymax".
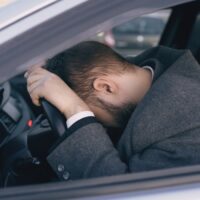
[{"xmin": 1, "ymin": 0, "xmax": 200, "ymax": 199}]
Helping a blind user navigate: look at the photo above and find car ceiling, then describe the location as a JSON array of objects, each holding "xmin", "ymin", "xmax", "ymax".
[{"xmin": 0, "ymin": 0, "xmax": 196, "ymax": 82}]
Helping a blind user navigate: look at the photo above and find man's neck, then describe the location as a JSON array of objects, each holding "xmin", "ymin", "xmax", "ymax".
[{"xmin": 134, "ymin": 66, "xmax": 153, "ymax": 102}]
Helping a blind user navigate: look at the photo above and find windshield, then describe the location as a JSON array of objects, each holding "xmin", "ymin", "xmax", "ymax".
[
  {"xmin": 113, "ymin": 17, "xmax": 166, "ymax": 35},
  {"xmin": 0, "ymin": 0, "xmax": 58, "ymax": 28}
]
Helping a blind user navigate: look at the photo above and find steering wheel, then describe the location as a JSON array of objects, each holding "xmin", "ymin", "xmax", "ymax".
[
  {"xmin": 27, "ymin": 98, "xmax": 68, "ymax": 159},
  {"xmin": 0, "ymin": 99, "xmax": 68, "ymax": 187},
  {"xmin": 40, "ymin": 98, "xmax": 68, "ymax": 139}
]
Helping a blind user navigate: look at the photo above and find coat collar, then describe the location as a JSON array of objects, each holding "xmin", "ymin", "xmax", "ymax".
[{"xmin": 119, "ymin": 46, "xmax": 199, "ymax": 160}]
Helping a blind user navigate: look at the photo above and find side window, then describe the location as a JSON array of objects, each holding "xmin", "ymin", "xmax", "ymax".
[
  {"xmin": 187, "ymin": 13, "xmax": 200, "ymax": 63},
  {"xmin": 91, "ymin": 10, "xmax": 171, "ymax": 57}
]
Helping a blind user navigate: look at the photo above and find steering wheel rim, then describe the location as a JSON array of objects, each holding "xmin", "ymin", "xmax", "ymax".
[{"xmin": 40, "ymin": 99, "xmax": 67, "ymax": 138}]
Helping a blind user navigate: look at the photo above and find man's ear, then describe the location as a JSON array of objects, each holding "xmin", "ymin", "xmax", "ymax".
[{"xmin": 93, "ymin": 77, "xmax": 118, "ymax": 94}]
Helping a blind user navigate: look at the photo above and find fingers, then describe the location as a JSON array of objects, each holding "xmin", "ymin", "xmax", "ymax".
[
  {"xmin": 24, "ymin": 61, "xmax": 46, "ymax": 78},
  {"xmin": 26, "ymin": 74, "xmax": 43, "ymax": 87},
  {"xmin": 29, "ymin": 61, "xmax": 46, "ymax": 70},
  {"xmin": 27, "ymin": 78, "xmax": 41, "ymax": 105},
  {"xmin": 27, "ymin": 78, "xmax": 42, "ymax": 94},
  {"xmin": 30, "ymin": 93, "xmax": 40, "ymax": 106},
  {"xmin": 24, "ymin": 61, "xmax": 62, "ymax": 107},
  {"xmin": 25, "ymin": 62, "xmax": 47, "ymax": 106},
  {"xmin": 27, "ymin": 74, "xmax": 48, "ymax": 104},
  {"xmin": 26, "ymin": 68, "xmax": 47, "ymax": 91},
  {"xmin": 27, "ymin": 80, "xmax": 43, "ymax": 106},
  {"xmin": 25, "ymin": 67, "xmax": 45, "ymax": 79}
]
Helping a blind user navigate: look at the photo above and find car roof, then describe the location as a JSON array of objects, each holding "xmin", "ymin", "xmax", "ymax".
[{"xmin": 0, "ymin": 0, "xmax": 195, "ymax": 82}]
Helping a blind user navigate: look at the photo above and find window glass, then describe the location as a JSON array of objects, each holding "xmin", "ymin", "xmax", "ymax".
[
  {"xmin": 91, "ymin": 10, "xmax": 171, "ymax": 57},
  {"xmin": 112, "ymin": 17, "xmax": 165, "ymax": 35},
  {"xmin": 187, "ymin": 13, "xmax": 200, "ymax": 63}
]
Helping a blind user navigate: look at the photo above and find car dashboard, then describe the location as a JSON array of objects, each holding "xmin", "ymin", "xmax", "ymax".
[
  {"xmin": 0, "ymin": 75, "xmax": 56, "ymax": 187},
  {"xmin": 0, "ymin": 81, "xmax": 33, "ymax": 147}
]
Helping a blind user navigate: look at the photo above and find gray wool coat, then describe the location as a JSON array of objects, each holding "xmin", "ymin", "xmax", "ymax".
[{"xmin": 47, "ymin": 46, "xmax": 200, "ymax": 180}]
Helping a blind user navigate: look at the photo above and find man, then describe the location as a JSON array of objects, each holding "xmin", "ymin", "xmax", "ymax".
[{"xmin": 26, "ymin": 41, "xmax": 200, "ymax": 181}]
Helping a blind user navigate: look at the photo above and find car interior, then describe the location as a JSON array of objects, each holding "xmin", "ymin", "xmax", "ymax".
[{"xmin": 0, "ymin": 0, "xmax": 200, "ymax": 188}]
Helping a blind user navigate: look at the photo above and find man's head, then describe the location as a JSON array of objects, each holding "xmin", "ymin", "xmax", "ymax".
[{"xmin": 47, "ymin": 41, "xmax": 152, "ymax": 128}]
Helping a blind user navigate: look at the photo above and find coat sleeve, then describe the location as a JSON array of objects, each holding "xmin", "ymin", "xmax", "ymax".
[
  {"xmin": 47, "ymin": 118, "xmax": 200, "ymax": 180},
  {"xmin": 129, "ymin": 129, "xmax": 200, "ymax": 172},
  {"xmin": 47, "ymin": 120, "xmax": 128, "ymax": 180}
]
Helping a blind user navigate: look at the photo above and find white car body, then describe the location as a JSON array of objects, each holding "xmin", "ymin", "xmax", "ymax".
[{"xmin": 0, "ymin": 0, "xmax": 200, "ymax": 199}]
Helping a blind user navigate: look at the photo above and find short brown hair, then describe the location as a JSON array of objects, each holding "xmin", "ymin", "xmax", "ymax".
[{"xmin": 47, "ymin": 41, "xmax": 131, "ymax": 103}]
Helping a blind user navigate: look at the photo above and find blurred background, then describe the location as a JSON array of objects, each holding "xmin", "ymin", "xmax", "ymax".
[{"xmin": 91, "ymin": 10, "xmax": 171, "ymax": 57}]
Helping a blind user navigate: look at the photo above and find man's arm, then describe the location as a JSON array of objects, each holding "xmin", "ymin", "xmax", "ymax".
[
  {"xmin": 26, "ymin": 66, "xmax": 128, "ymax": 180},
  {"xmin": 48, "ymin": 119, "xmax": 200, "ymax": 180},
  {"xmin": 47, "ymin": 120, "xmax": 127, "ymax": 180},
  {"xmin": 25, "ymin": 66, "xmax": 90, "ymax": 118},
  {"xmin": 128, "ymin": 129, "xmax": 200, "ymax": 172}
]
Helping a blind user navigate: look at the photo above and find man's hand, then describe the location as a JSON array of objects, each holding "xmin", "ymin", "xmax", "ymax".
[{"xmin": 25, "ymin": 64, "xmax": 90, "ymax": 119}]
